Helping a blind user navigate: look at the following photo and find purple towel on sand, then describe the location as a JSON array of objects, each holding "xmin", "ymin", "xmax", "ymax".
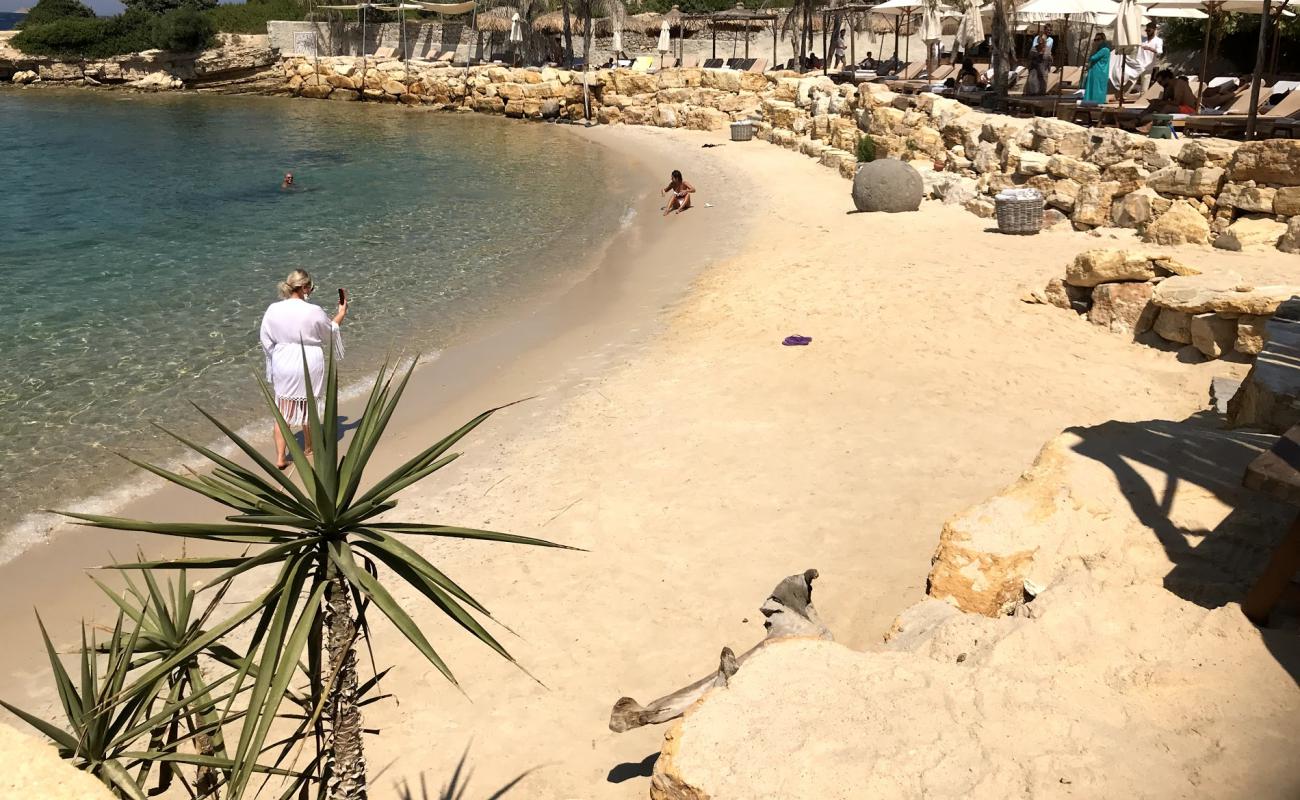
[{"xmin": 783, "ymin": 335, "xmax": 812, "ymax": 346}]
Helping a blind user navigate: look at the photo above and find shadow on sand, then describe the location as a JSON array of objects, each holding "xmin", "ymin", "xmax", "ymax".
[
  {"xmin": 1065, "ymin": 412, "xmax": 1300, "ymax": 684},
  {"xmin": 394, "ymin": 747, "xmax": 533, "ymax": 800}
]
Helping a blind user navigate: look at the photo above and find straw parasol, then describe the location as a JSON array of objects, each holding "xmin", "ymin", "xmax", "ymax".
[
  {"xmin": 532, "ymin": 10, "xmax": 613, "ymax": 35},
  {"xmin": 628, "ymin": 11, "xmax": 664, "ymax": 33},
  {"xmin": 476, "ymin": 6, "xmax": 516, "ymax": 33}
]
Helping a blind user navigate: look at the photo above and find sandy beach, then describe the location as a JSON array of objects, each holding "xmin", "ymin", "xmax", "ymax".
[{"xmin": 3, "ymin": 120, "xmax": 1297, "ymax": 798}]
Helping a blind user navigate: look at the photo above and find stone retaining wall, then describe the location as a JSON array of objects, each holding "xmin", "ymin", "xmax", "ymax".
[
  {"xmin": 1040, "ymin": 248, "xmax": 1300, "ymax": 360},
  {"xmin": 273, "ymin": 57, "xmax": 1300, "ymax": 255}
]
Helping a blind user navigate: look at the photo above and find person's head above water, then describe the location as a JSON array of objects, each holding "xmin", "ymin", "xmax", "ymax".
[{"xmin": 282, "ymin": 172, "xmax": 294, "ymax": 186}]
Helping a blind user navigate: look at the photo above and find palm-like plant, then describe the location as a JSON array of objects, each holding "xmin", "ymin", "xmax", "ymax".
[
  {"xmin": 58, "ymin": 354, "xmax": 569, "ymax": 800},
  {"xmin": 0, "ymin": 613, "xmax": 250, "ymax": 800}
]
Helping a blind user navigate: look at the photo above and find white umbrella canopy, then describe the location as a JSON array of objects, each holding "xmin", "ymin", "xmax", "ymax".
[
  {"xmin": 955, "ymin": 2, "xmax": 986, "ymax": 50},
  {"xmin": 657, "ymin": 20, "xmax": 671, "ymax": 52},
  {"xmin": 1147, "ymin": 0, "xmax": 1290, "ymax": 10},
  {"xmin": 1016, "ymin": 0, "xmax": 1122, "ymax": 17},
  {"xmin": 919, "ymin": 0, "xmax": 946, "ymax": 40},
  {"xmin": 871, "ymin": 0, "xmax": 926, "ymax": 14},
  {"xmin": 612, "ymin": 28, "xmax": 623, "ymax": 53},
  {"xmin": 509, "ymin": 11, "xmax": 523, "ymax": 43},
  {"xmin": 1112, "ymin": 0, "xmax": 1142, "ymax": 48}
]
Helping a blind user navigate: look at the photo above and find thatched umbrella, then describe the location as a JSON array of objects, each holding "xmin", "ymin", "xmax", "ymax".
[
  {"xmin": 477, "ymin": 5, "xmax": 516, "ymax": 33},
  {"xmin": 628, "ymin": 11, "xmax": 664, "ymax": 33}
]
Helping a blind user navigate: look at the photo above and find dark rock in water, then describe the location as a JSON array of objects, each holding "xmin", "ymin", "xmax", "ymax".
[
  {"xmin": 1228, "ymin": 296, "xmax": 1300, "ymax": 432},
  {"xmin": 852, "ymin": 159, "xmax": 923, "ymax": 213}
]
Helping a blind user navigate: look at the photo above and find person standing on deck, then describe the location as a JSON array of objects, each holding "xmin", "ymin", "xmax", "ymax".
[
  {"xmin": 832, "ymin": 27, "xmax": 848, "ymax": 70},
  {"xmin": 1134, "ymin": 22, "xmax": 1163, "ymax": 94},
  {"xmin": 1084, "ymin": 32, "xmax": 1111, "ymax": 104}
]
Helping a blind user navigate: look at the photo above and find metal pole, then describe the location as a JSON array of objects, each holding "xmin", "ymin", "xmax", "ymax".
[
  {"xmin": 1246, "ymin": 0, "xmax": 1271, "ymax": 139},
  {"xmin": 360, "ymin": 4, "xmax": 367, "ymax": 100},
  {"xmin": 745, "ymin": 20, "xmax": 750, "ymax": 59},
  {"xmin": 713, "ymin": 22, "xmax": 717, "ymax": 60},
  {"xmin": 1197, "ymin": 6, "xmax": 1214, "ymax": 110}
]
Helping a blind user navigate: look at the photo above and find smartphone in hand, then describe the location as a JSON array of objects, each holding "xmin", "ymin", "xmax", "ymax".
[{"xmin": 338, "ymin": 288, "xmax": 347, "ymax": 305}]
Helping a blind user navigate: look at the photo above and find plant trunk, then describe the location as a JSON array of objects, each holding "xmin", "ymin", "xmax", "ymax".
[
  {"xmin": 991, "ymin": 0, "xmax": 1008, "ymax": 97},
  {"xmin": 561, "ymin": 0, "xmax": 575, "ymax": 68},
  {"xmin": 324, "ymin": 575, "xmax": 366, "ymax": 800}
]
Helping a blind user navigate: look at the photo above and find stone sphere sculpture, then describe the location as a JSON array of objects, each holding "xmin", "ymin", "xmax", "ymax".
[{"xmin": 851, "ymin": 159, "xmax": 923, "ymax": 213}]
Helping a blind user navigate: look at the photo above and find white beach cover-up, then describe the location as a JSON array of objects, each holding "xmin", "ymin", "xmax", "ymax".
[{"xmin": 259, "ymin": 298, "xmax": 344, "ymax": 425}]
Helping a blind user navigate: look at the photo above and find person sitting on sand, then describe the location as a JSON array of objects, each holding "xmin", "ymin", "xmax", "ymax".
[{"xmin": 662, "ymin": 170, "xmax": 695, "ymax": 217}]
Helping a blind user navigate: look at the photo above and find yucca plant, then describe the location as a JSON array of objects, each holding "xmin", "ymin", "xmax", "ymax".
[
  {"xmin": 0, "ymin": 612, "xmax": 250, "ymax": 800},
  {"xmin": 59, "ymin": 353, "xmax": 570, "ymax": 799}
]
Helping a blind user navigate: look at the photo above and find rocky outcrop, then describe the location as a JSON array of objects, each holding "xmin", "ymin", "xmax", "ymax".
[
  {"xmin": 0, "ymin": 723, "xmax": 115, "ymax": 800},
  {"xmin": 1142, "ymin": 200, "xmax": 1210, "ymax": 246},
  {"xmin": 1214, "ymin": 216, "xmax": 1288, "ymax": 251},
  {"xmin": 653, "ymin": 424, "xmax": 1300, "ymax": 800},
  {"xmin": 1227, "ymin": 139, "xmax": 1300, "ymax": 187}
]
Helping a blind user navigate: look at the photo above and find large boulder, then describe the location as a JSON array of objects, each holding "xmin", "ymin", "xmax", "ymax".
[
  {"xmin": 1227, "ymin": 139, "xmax": 1300, "ymax": 187},
  {"xmin": 1278, "ymin": 217, "xmax": 1300, "ymax": 254},
  {"xmin": 1274, "ymin": 187, "xmax": 1300, "ymax": 217},
  {"xmin": 1190, "ymin": 313, "xmax": 1238, "ymax": 359},
  {"xmin": 1143, "ymin": 200, "xmax": 1209, "ymax": 246},
  {"xmin": 1214, "ymin": 216, "xmax": 1288, "ymax": 252},
  {"xmin": 851, "ymin": 159, "xmax": 922, "ymax": 213},
  {"xmin": 1153, "ymin": 273, "xmax": 1300, "ymax": 316},
  {"xmin": 1177, "ymin": 138, "xmax": 1237, "ymax": 169},
  {"xmin": 1071, "ymin": 181, "xmax": 1119, "ymax": 228},
  {"xmin": 1065, "ymin": 249, "xmax": 1158, "ymax": 287},
  {"xmin": 1228, "ymin": 298, "xmax": 1300, "ymax": 432},
  {"xmin": 1090, "ymin": 282, "xmax": 1156, "ymax": 334},
  {"xmin": 1218, "ymin": 182, "xmax": 1277, "ymax": 214},
  {"xmin": 1111, "ymin": 187, "xmax": 1169, "ymax": 228},
  {"xmin": 0, "ymin": 723, "xmax": 116, "ymax": 799},
  {"xmin": 1146, "ymin": 165, "xmax": 1224, "ymax": 198}
]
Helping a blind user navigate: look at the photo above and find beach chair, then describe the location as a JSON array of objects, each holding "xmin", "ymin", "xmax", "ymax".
[
  {"xmin": 1059, "ymin": 66, "xmax": 1082, "ymax": 88},
  {"xmin": 1184, "ymin": 88, "xmax": 1298, "ymax": 137},
  {"xmin": 373, "ymin": 46, "xmax": 397, "ymax": 60},
  {"xmin": 660, "ymin": 56, "xmax": 679, "ymax": 69},
  {"xmin": 702, "ymin": 58, "xmax": 724, "ymax": 69},
  {"xmin": 435, "ymin": 50, "xmax": 455, "ymax": 62},
  {"xmin": 897, "ymin": 60, "xmax": 926, "ymax": 80},
  {"xmin": 630, "ymin": 56, "xmax": 654, "ymax": 72},
  {"xmin": 747, "ymin": 57, "xmax": 767, "ymax": 73},
  {"xmin": 725, "ymin": 58, "xmax": 743, "ymax": 69},
  {"xmin": 681, "ymin": 56, "xmax": 699, "ymax": 68}
]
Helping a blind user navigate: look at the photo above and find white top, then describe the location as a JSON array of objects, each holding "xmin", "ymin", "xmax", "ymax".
[
  {"xmin": 1137, "ymin": 33, "xmax": 1163, "ymax": 70},
  {"xmin": 1032, "ymin": 34, "xmax": 1055, "ymax": 51},
  {"xmin": 259, "ymin": 298, "xmax": 344, "ymax": 403}
]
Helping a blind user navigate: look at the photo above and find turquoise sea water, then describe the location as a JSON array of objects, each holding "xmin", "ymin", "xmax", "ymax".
[{"xmin": 0, "ymin": 90, "xmax": 626, "ymax": 552}]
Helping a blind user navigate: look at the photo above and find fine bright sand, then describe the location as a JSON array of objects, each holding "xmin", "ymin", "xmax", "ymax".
[{"xmin": 1, "ymin": 122, "xmax": 1290, "ymax": 799}]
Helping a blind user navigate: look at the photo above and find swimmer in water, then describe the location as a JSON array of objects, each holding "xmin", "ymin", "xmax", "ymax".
[
  {"xmin": 281, "ymin": 172, "xmax": 295, "ymax": 190},
  {"xmin": 662, "ymin": 169, "xmax": 695, "ymax": 217}
]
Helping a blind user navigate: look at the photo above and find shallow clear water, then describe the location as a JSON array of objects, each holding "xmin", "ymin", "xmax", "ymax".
[{"xmin": 0, "ymin": 90, "xmax": 624, "ymax": 547}]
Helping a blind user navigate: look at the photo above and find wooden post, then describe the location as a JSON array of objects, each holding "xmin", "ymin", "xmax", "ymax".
[
  {"xmin": 712, "ymin": 23, "xmax": 717, "ymax": 60},
  {"xmin": 1245, "ymin": 0, "xmax": 1271, "ymax": 139}
]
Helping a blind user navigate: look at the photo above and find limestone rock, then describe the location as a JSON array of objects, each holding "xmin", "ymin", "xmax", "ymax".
[
  {"xmin": 1014, "ymin": 150, "xmax": 1050, "ymax": 176},
  {"xmin": 11, "ymin": 69, "xmax": 37, "ymax": 84},
  {"xmin": 1278, "ymin": 217, "xmax": 1300, "ymax": 254},
  {"xmin": 1083, "ymin": 126, "xmax": 1139, "ymax": 167},
  {"xmin": 1153, "ymin": 308, "xmax": 1193, "ymax": 344},
  {"xmin": 1071, "ymin": 181, "xmax": 1118, "ymax": 228},
  {"xmin": 1090, "ymin": 282, "xmax": 1156, "ymax": 334},
  {"xmin": 1046, "ymin": 154, "xmax": 1100, "ymax": 184},
  {"xmin": 1044, "ymin": 277, "xmax": 1077, "ymax": 310},
  {"xmin": 1027, "ymin": 117, "xmax": 1090, "ymax": 158},
  {"xmin": 1102, "ymin": 160, "xmax": 1149, "ymax": 196},
  {"xmin": 1228, "ymin": 299, "xmax": 1300, "ymax": 432},
  {"xmin": 0, "ymin": 723, "xmax": 116, "ymax": 799},
  {"xmin": 1046, "ymin": 178, "xmax": 1080, "ymax": 212},
  {"xmin": 963, "ymin": 197, "xmax": 995, "ymax": 218},
  {"xmin": 1143, "ymin": 200, "xmax": 1209, "ymax": 246},
  {"xmin": 1146, "ymin": 165, "xmax": 1224, "ymax": 198},
  {"xmin": 129, "ymin": 71, "xmax": 183, "ymax": 91},
  {"xmin": 1043, "ymin": 208, "xmax": 1071, "ymax": 229},
  {"xmin": 1274, "ymin": 187, "xmax": 1300, "ymax": 217},
  {"xmin": 1214, "ymin": 216, "xmax": 1288, "ymax": 252},
  {"xmin": 1227, "ymin": 139, "xmax": 1300, "ymax": 187},
  {"xmin": 851, "ymin": 159, "xmax": 922, "ymax": 213},
  {"xmin": 1236, "ymin": 315, "xmax": 1269, "ymax": 355},
  {"xmin": 1111, "ymin": 187, "xmax": 1166, "ymax": 229},
  {"xmin": 1177, "ymin": 138, "xmax": 1237, "ymax": 169},
  {"xmin": 1218, "ymin": 182, "xmax": 1277, "ymax": 214},
  {"xmin": 1190, "ymin": 313, "xmax": 1237, "ymax": 358},
  {"xmin": 328, "ymin": 88, "xmax": 359, "ymax": 101},
  {"xmin": 924, "ymin": 172, "xmax": 978, "ymax": 206},
  {"xmin": 1065, "ymin": 249, "xmax": 1157, "ymax": 287}
]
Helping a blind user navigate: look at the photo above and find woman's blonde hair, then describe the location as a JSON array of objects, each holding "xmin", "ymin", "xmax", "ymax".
[{"xmin": 278, "ymin": 269, "xmax": 313, "ymax": 299}]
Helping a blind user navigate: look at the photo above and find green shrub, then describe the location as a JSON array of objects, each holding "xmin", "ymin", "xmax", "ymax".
[
  {"xmin": 151, "ymin": 5, "xmax": 215, "ymax": 51},
  {"xmin": 124, "ymin": 0, "xmax": 216, "ymax": 15},
  {"xmin": 20, "ymin": 0, "xmax": 94, "ymax": 27},
  {"xmin": 204, "ymin": 0, "xmax": 307, "ymax": 34},
  {"xmin": 12, "ymin": 17, "xmax": 106, "ymax": 56},
  {"xmin": 855, "ymin": 135, "xmax": 876, "ymax": 163}
]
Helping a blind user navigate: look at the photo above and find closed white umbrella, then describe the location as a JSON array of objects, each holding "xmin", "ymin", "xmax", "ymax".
[
  {"xmin": 954, "ymin": 2, "xmax": 985, "ymax": 53},
  {"xmin": 657, "ymin": 20, "xmax": 671, "ymax": 52},
  {"xmin": 612, "ymin": 27, "xmax": 623, "ymax": 56},
  {"xmin": 1111, "ymin": 0, "xmax": 1141, "ymax": 106},
  {"xmin": 509, "ymin": 11, "xmax": 523, "ymax": 43}
]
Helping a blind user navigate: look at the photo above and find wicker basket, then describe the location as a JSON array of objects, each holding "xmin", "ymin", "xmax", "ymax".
[
  {"xmin": 994, "ymin": 194, "xmax": 1044, "ymax": 235},
  {"xmin": 730, "ymin": 120, "xmax": 754, "ymax": 142}
]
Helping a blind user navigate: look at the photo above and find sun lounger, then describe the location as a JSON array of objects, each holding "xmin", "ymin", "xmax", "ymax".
[
  {"xmin": 896, "ymin": 60, "xmax": 926, "ymax": 80},
  {"xmin": 746, "ymin": 57, "xmax": 767, "ymax": 73},
  {"xmin": 1184, "ymin": 87, "xmax": 1299, "ymax": 136},
  {"xmin": 681, "ymin": 56, "xmax": 699, "ymax": 68},
  {"xmin": 1059, "ymin": 66, "xmax": 1082, "ymax": 88},
  {"xmin": 373, "ymin": 46, "xmax": 397, "ymax": 60},
  {"xmin": 702, "ymin": 58, "xmax": 724, "ymax": 69},
  {"xmin": 631, "ymin": 56, "xmax": 654, "ymax": 72}
]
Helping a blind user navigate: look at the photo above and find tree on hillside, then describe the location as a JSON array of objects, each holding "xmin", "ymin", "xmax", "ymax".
[{"xmin": 20, "ymin": 0, "xmax": 94, "ymax": 27}]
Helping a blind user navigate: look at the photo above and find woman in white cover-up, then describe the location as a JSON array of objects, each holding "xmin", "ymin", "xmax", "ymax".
[{"xmin": 259, "ymin": 269, "xmax": 347, "ymax": 469}]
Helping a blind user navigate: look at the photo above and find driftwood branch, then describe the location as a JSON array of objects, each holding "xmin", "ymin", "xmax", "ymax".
[{"xmin": 608, "ymin": 569, "xmax": 832, "ymax": 733}]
